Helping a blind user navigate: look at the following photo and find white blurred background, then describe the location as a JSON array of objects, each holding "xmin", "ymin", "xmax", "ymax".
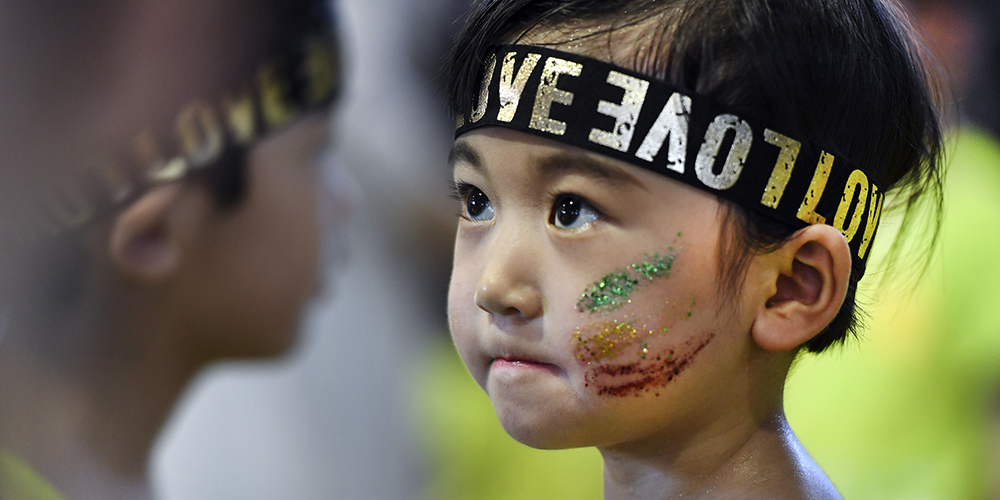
[{"xmin": 153, "ymin": 0, "xmax": 464, "ymax": 497}]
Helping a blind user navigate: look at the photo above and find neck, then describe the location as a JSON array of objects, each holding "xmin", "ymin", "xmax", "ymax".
[
  {"xmin": 600, "ymin": 411, "xmax": 840, "ymax": 500},
  {"xmin": 0, "ymin": 312, "xmax": 203, "ymax": 500}
]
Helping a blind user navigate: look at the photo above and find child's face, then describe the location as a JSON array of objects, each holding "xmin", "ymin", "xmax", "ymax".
[
  {"xmin": 448, "ymin": 127, "xmax": 763, "ymax": 450},
  {"xmin": 180, "ymin": 113, "xmax": 338, "ymax": 358}
]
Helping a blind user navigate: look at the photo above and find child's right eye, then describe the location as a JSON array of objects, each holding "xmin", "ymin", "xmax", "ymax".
[
  {"xmin": 550, "ymin": 194, "xmax": 599, "ymax": 230},
  {"xmin": 450, "ymin": 181, "xmax": 494, "ymax": 222},
  {"xmin": 466, "ymin": 187, "xmax": 494, "ymax": 221}
]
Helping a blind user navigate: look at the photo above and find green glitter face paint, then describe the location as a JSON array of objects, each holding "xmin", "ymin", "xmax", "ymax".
[
  {"xmin": 577, "ymin": 252, "xmax": 676, "ymax": 314},
  {"xmin": 577, "ymin": 272, "xmax": 638, "ymax": 313}
]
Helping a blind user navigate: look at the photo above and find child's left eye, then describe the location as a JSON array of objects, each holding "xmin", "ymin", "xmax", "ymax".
[{"xmin": 551, "ymin": 194, "xmax": 599, "ymax": 230}]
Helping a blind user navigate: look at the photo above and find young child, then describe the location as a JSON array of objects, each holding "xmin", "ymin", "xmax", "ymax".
[
  {"xmin": 443, "ymin": 0, "xmax": 944, "ymax": 498},
  {"xmin": 0, "ymin": 1, "xmax": 342, "ymax": 498}
]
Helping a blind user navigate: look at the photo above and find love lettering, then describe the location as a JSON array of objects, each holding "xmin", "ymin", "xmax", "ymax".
[
  {"xmin": 460, "ymin": 48, "xmax": 883, "ymax": 261},
  {"xmin": 21, "ymin": 35, "xmax": 338, "ymax": 242}
]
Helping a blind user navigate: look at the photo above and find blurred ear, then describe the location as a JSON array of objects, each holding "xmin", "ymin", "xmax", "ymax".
[
  {"xmin": 109, "ymin": 184, "xmax": 185, "ymax": 283},
  {"xmin": 750, "ymin": 224, "xmax": 852, "ymax": 352}
]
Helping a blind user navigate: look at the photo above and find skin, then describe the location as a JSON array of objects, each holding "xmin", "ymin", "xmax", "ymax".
[
  {"xmin": 448, "ymin": 25, "xmax": 854, "ymax": 496},
  {"xmin": 167, "ymin": 113, "xmax": 333, "ymax": 359},
  {"xmin": 0, "ymin": 113, "xmax": 334, "ymax": 500},
  {"xmin": 0, "ymin": 2, "xmax": 341, "ymax": 498}
]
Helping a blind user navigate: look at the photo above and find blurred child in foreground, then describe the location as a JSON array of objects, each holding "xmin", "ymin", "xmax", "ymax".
[{"xmin": 0, "ymin": 1, "xmax": 343, "ymax": 498}]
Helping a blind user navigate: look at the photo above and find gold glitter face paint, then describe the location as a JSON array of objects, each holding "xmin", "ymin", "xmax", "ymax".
[
  {"xmin": 573, "ymin": 318, "xmax": 654, "ymax": 365},
  {"xmin": 568, "ymin": 246, "xmax": 703, "ymax": 395},
  {"xmin": 572, "ymin": 294, "xmax": 698, "ymax": 366}
]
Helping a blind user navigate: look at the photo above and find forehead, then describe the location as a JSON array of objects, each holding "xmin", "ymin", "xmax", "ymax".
[{"xmin": 451, "ymin": 128, "xmax": 647, "ymax": 190}]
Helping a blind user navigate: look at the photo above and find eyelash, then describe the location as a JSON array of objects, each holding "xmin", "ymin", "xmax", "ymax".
[
  {"xmin": 448, "ymin": 180, "xmax": 475, "ymax": 202},
  {"xmin": 448, "ymin": 180, "xmax": 478, "ymax": 221},
  {"xmin": 544, "ymin": 188, "xmax": 568, "ymax": 205},
  {"xmin": 448, "ymin": 181, "xmax": 604, "ymax": 227},
  {"xmin": 545, "ymin": 188, "xmax": 603, "ymax": 212}
]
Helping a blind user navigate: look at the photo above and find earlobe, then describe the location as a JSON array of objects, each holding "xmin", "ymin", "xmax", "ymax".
[
  {"xmin": 109, "ymin": 184, "xmax": 185, "ymax": 283},
  {"xmin": 751, "ymin": 225, "xmax": 852, "ymax": 352}
]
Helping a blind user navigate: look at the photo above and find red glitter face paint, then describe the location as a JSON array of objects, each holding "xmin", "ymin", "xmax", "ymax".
[{"xmin": 584, "ymin": 333, "xmax": 715, "ymax": 397}]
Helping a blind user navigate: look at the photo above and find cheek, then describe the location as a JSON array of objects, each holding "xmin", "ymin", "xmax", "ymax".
[
  {"xmin": 583, "ymin": 331, "xmax": 716, "ymax": 398},
  {"xmin": 446, "ymin": 270, "xmax": 469, "ymax": 339},
  {"xmin": 252, "ymin": 164, "xmax": 321, "ymax": 288},
  {"xmin": 446, "ymin": 246, "xmax": 472, "ymax": 323},
  {"xmin": 446, "ymin": 255, "xmax": 485, "ymax": 377},
  {"xmin": 565, "ymin": 252, "xmax": 721, "ymax": 399}
]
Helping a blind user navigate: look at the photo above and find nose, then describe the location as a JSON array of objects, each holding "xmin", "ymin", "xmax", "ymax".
[{"xmin": 473, "ymin": 222, "xmax": 544, "ymax": 319}]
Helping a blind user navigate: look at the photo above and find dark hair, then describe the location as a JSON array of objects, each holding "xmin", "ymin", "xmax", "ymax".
[
  {"xmin": 205, "ymin": 0, "xmax": 338, "ymax": 208},
  {"xmin": 14, "ymin": 0, "xmax": 338, "ymax": 323},
  {"xmin": 442, "ymin": 0, "xmax": 945, "ymax": 353},
  {"xmin": 958, "ymin": 0, "xmax": 1000, "ymax": 137}
]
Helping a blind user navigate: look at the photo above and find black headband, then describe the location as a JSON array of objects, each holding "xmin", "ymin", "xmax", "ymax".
[
  {"xmin": 456, "ymin": 45, "xmax": 884, "ymax": 276},
  {"xmin": 17, "ymin": 3, "xmax": 340, "ymax": 244}
]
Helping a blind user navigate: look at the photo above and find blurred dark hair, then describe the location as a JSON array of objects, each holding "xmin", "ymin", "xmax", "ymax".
[
  {"xmin": 17, "ymin": 0, "xmax": 339, "ymax": 322},
  {"xmin": 205, "ymin": 0, "xmax": 337, "ymax": 207},
  {"xmin": 442, "ymin": 0, "xmax": 945, "ymax": 353},
  {"xmin": 964, "ymin": 0, "xmax": 1000, "ymax": 137}
]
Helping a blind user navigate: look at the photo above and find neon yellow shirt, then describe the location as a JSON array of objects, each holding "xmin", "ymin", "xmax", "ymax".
[
  {"xmin": 786, "ymin": 128, "xmax": 1000, "ymax": 499},
  {"xmin": 0, "ymin": 449, "xmax": 67, "ymax": 500}
]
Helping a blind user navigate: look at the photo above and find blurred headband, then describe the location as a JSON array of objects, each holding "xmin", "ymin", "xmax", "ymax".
[
  {"xmin": 19, "ymin": 1, "xmax": 340, "ymax": 243},
  {"xmin": 456, "ymin": 45, "xmax": 884, "ymax": 276}
]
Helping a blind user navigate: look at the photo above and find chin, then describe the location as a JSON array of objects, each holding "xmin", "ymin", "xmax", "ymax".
[
  {"xmin": 212, "ymin": 309, "xmax": 304, "ymax": 360},
  {"xmin": 242, "ymin": 290, "xmax": 314, "ymax": 354},
  {"xmin": 253, "ymin": 329, "xmax": 300, "ymax": 358},
  {"xmin": 251, "ymin": 314, "xmax": 305, "ymax": 357},
  {"xmin": 490, "ymin": 390, "xmax": 594, "ymax": 450}
]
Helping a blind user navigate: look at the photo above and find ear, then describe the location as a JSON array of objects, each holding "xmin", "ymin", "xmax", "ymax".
[
  {"xmin": 109, "ymin": 184, "xmax": 185, "ymax": 283},
  {"xmin": 750, "ymin": 224, "xmax": 852, "ymax": 352}
]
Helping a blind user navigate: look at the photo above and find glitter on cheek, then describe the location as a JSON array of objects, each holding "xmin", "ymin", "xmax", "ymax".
[
  {"xmin": 577, "ymin": 272, "xmax": 639, "ymax": 314},
  {"xmin": 583, "ymin": 333, "xmax": 715, "ymax": 397},
  {"xmin": 577, "ymin": 251, "xmax": 677, "ymax": 314},
  {"xmin": 572, "ymin": 293, "xmax": 698, "ymax": 366},
  {"xmin": 573, "ymin": 319, "xmax": 659, "ymax": 364}
]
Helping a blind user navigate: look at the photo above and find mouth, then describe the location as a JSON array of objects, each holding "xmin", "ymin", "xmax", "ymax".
[{"xmin": 491, "ymin": 356, "xmax": 563, "ymax": 376}]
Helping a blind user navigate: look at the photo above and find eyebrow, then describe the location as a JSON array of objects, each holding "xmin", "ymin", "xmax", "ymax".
[
  {"xmin": 533, "ymin": 151, "xmax": 647, "ymax": 190},
  {"xmin": 449, "ymin": 141, "xmax": 482, "ymax": 172},
  {"xmin": 449, "ymin": 139, "xmax": 648, "ymax": 191}
]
